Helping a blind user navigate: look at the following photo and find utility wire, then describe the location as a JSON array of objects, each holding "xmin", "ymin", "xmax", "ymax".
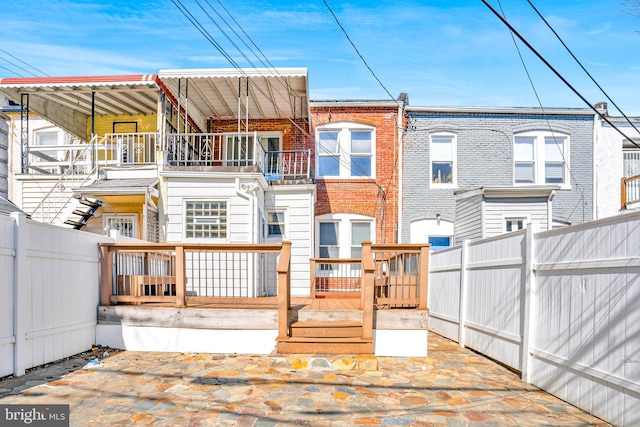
[
  {"xmin": 0, "ymin": 63, "xmax": 24, "ymax": 78},
  {"xmin": 526, "ymin": 0, "xmax": 640, "ymax": 139},
  {"xmin": 481, "ymin": 0, "xmax": 640, "ymax": 150},
  {"xmin": 323, "ymin": 0, "xmax": 399, "ymax": 106},
  {"xmin": 496, "ymin": 0, "xmax": 586, "ymax": 223},
  {"xmin": 0, "ymin": 48, "xmax": 49, "ymax": 77}
]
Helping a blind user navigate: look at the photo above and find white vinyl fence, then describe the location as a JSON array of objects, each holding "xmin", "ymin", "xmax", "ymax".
[
  {"xmin": 429, "ymin": 211, "xmax": 640, "ymax": 426},
  {"xmin": 0, "ymin": 212, "xmax": 112, "ymax": 377}
]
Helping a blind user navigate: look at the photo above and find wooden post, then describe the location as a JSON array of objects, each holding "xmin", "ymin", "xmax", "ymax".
[
  {"xmin": 277, "ymin": 241, "xmax": 292, "ymax": 339},
  {"xmin": 175, "ymin": 245, "xmax": 186, "ymax": 308},
  {"xmin": 621, "ymin": 177, "xmax": 627, "ymax": 209},
  {"xmin": 99, "ymin": 244, "xmax": 112, "ymax": 306},
  {"xmin": 309, "ymin": 258, "xmax": 316, "ymax": 299},
  {"xmin": 418, "ymin": 245, "xmax": 430, "ymax": 310},
  {"xmin": 361, "ymin": 241, "xmax": 374, "ymax": 341}
]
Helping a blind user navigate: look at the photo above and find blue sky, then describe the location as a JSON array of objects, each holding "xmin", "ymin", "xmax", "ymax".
[{"xmin": 2, "ymin": 0, "xmax": 640, "ymax": 114}]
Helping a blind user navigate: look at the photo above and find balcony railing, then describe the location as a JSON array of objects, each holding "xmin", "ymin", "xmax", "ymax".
[
  {"xmin": 163, "ymin": 132, "xmax": 265, "ymax": 168},
  {"xmin": 622, "ymin": 174, "xmax": 640, "ymax": 208},
  {"xmin": 96, "ymin": 133, "xmax": 159, "ymax": 166},
  {"xmin": 264, "ymin": 150, "xmax": 312, "ymax": 180}
]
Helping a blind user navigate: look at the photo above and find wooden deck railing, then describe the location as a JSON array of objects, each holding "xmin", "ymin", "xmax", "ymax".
[
  {"xmin": 309, "ymin": 243, "xmax": 431, "ymax": 309},
  {"xmin": 622, "ymin": 175, "xmax": 640, "ymax": 208},
  {"xmin": 99, "ymin": 242, "xmax": 288, "ymax": 307}
]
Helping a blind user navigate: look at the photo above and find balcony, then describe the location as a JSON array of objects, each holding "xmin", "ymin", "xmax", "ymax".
[{"xmin": 163, "ymin": 132, "xmax": 312, "ymax": 181}]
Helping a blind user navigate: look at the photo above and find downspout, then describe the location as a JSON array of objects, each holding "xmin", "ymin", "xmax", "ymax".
[
  {"xmin": 91, "ymin": 91, "xmax": 95, "ymax": 172},
  {"xmin": 592, "ymin": 112, "xmax": 598, "ymax": 220},
  {"xmin": 235, "ymin": 177, "xmax": 258, "ymax": 244},
  {"xmin": 547, "ymin": 190, "xmax": 555, "ymax": 230},
  {"xmin": 397, "ymin": 104, "xmax": 404, "ymax": 243}
]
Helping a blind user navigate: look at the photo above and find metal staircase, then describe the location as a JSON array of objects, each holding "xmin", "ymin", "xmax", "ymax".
[{"xmin": 30, "ymin": 136, "xmax": 100, "ymax": 227}]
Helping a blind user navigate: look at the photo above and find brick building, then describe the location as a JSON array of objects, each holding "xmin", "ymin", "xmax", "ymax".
[
  {"xmin": 403, "ymin": 106, "xmax": 596, "ymax": 248},
  {"xmin": 309, "ymin": 96, "xmax": 407, "ymax": 258}
]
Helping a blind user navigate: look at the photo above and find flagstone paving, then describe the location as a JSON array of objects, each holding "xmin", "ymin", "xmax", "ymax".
[{"xmin": 0, "ymin": 333, "xmax": 609, "ymax": 426}]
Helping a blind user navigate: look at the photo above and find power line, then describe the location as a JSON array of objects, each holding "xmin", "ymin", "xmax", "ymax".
[
  {"xmin": 0, "ymin": 48, "xmax": 49, "ymax": 77},
  {"xmin": 323, "ymin": 0, "xmax": 399, "ymax": 106},
  {"xmin": 496, "ymin": 0, "xmax": 586, "ymax": 223},
  {"xmin": 481, "ymin": 0, "xmax": 640, "ymax": 151},
  {"xmin": 526, "ymin": 0, "xmax": 640, "ymax": 140},
  {"xmin": 0, "ymin": 63, "xmax": 24, "ymax": 78}
]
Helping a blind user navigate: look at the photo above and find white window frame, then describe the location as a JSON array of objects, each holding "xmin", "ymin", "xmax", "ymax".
[
  {"xmin": 430, "ymin": 133, "xmax": 457, "ymax": 188},
  {"xmin": 514, "ymin": 131, "xmax": 570, "ymax": 189},
  {"xmin": 316, "ymin": 213, "xmax": 375, "ymax": 258},
  {"xmin": 316, "ymin": 122, "xmax": 376, "ymax": 179},
  {"xmin": 103, "ymin": 213, "xmax": 138, "ymax": 238},
  {"xmin": 503, "ymin": 215, "xmax": 529, "ymax": 233},
  {"xmin": 265, "ymin": 209, "xmax": 287, "ymax": 240},
  {"xmin": 184, "ymin": 199, "xmax": 228, "ymax": 241}
]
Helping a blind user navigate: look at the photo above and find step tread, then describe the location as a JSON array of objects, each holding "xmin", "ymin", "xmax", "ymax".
[
  {"xmin": 277, "ymin": 341, "xmax": 374, "ymax": 355},
  {"xmin": 290, "ymin": 321, "xmax": 362, "ymax": 328},
  {"xmin": 279, "ymin": 336, "xmax": 373, "ymax": 343}
]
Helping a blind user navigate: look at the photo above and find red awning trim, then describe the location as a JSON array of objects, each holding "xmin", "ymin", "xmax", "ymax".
[{"xmin": 0, "ymin": 74, "xmax": 157, "ymax": 87}]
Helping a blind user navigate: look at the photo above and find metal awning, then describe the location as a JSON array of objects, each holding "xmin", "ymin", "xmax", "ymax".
[
  {"xmin": 157, "ymin": 67, "xmax": 309, "ymax": 127},
  {"xmin": 0, "ymin": 68, "xmax": 309, "ymax": 139},
  {"xmin": 74, "ymin": 178, "xmax": 159, "ymax": 205}
]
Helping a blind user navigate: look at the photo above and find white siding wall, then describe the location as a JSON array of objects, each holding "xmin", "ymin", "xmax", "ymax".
[
  {"xmin": 0, "ymin": 215, "xmax": 15, "ymax": 377},
  {"xmin": 2, "ymin": 213, "xmax": 112, "ymax": 377},
  {"xmin": 454, "ymin": 194, "xmax": 482, "ymax": 244},
  {"xmin": 265, "ymin": 185, "xmax": 314, "ymax": 297},
  {"xmin": 430, "ymin": 211, "xmax": 640, "ymax": 426},
  {"xmin": 483, "ymin": 198, "xmax": 548, "ymax": 237},
  {"xmin": 164, "ymin": 177, "xmax": 256, "ymax": 243}
]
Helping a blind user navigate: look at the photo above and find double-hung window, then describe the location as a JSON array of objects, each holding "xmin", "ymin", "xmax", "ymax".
[
  {"xmin": 266, "ymin": 210, "xmax": 285, "ymax": 238},
  {"xmin": 317, "ymin": 214, "xmax": 374, "ymax": 259},
  {"xmin": 514, "ymin": 131, "xmax": 569, "ymax": 186},
  {"xmin": 317, "ymin": 123, "xmax": 375, "ymax": 178},
  {"xmin": 430, "ymin": 134, "xmax": 456, "ymax": 187}
]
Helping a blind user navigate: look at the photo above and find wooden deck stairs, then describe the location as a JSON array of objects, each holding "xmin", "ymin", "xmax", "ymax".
[{"xmin": 276, "ymin": 298, "xmax": 374, "ymax": 354}]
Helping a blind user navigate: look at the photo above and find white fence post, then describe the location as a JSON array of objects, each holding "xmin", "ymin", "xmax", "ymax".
[
  {"xmin": 520, "ymin": 223, "xmax": 536, "ymax": 383},
  {"xmin": 458, "ymin": 239, "xmax": 469, "ymax": 347},
  {"xmin": 11, "ymin": 212, "xmax": 29, "ymax": 377}
]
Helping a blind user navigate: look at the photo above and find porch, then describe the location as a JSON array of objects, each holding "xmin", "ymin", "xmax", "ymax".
[{"xmin": 97, "ymin": 241, "xmax": 430, "ymax": 356}]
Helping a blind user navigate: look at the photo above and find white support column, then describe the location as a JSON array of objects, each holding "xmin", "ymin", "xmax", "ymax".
[
  {"xmin": 11, "ymin": 212, "xmax": 29, "ymax": 376},
  {"xmin": 458, "ymin": 239, "xmax": 469, "ymax": 347},
  {"xmin": 520, "ymin": 223, "xmax": 537, "ymax": 383}
]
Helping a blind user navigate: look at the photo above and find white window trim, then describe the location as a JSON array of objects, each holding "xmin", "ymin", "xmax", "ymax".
[
  {"xmin": 316, "ymin": 213, "xmax": 375, "ymax": 258},
  {"xmin": 265, "ymin": 208, "xmax": 287, "ymax": 240},
  {"xmin": 103, "ymin": 213, "xmax": 138, "ymax": 239},
  {"xmin": 183, "ymin": 199, "xmax": 229, "ymax": 242},
  {"xmin": 502, "ymin": 214, "xmax": 530, "ymax": 233},
  {"xmin": 316, "ymin": 122, "xmax": 376, "ymax": 179},
  {"xmin": 430, "ymin": 133, "xmax": 457, "ymax": 189},
  {"xmin": 513, "ymin": 131, "xmax": 571, "ymax": 189}
]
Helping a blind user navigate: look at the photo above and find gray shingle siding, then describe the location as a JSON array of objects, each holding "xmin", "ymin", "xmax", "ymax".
[{"xmin": 402, "ymin": 111, "xmax": 594, "ymax": 243}]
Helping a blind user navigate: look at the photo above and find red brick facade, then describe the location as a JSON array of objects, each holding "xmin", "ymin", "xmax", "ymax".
[
  {"xmin": 207, "ymin": 118, "xmax": 313, "ymax": 152},
  {"xmin": 310, "ymin": 104, "xmax": 404, "ymax": 244}
]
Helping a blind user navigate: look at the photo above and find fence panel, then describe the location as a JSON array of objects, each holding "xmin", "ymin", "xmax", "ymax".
[
  {"xmin": 532, "ymin": 212, "xmax": 640, "ymax": 426},
  {"xmin": 11, "ymin": 213, "xmax": 112, "ymax": 376},
  {"xmin": 465, "ymin": 230, "xmax": 527, "ymax": 371},
  {"xmin": 0, "ymin": 215, "xmax": 15, "ymax": 377},
  {"xmin": 428, "ymin": 246, "xmax": 462, "ymax": 341}
]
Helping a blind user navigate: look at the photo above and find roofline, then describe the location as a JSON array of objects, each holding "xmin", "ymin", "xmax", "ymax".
[
  {"xmin": 0, "ymin": 74, "xmax": 158, "ymax": 88},
  {"xmin": 406, "ymin": 105, "xmax": 594, "ymax": 116},
  {"xmin": 310, "ymin": 100, "xmax": 403, "ymax": 108},
  {"xmin": 158, "ymin": 67, "xmax": 307, "ymax": 79},
  {"xmin": 455, "ymin": 186, "xmax": 559, "ymax": 200}
]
